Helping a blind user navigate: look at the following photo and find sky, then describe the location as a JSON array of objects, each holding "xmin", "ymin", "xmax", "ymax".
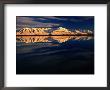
[{"xmin": 16, "ymin": 16, "xmax": 94, "ymax": 31}]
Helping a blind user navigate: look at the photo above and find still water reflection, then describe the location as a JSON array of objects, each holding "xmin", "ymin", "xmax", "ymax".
[{"xmin": 16, "ymin": 36, "xmax": 94, "ymax": 74}]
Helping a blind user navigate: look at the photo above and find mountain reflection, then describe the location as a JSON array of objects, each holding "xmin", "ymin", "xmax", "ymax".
[{"xmin": 16, "ymin": 36, "xmax": 93, "ymax": 43}]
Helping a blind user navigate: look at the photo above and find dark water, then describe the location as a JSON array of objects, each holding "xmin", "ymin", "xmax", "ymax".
[{"xmin": 16, "ymin": 36, "xmax": 94, "ymax": 74}]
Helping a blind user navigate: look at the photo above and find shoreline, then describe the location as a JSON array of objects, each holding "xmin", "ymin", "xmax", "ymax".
[{"xmin": 16, "ymin": 35, "xmax": 94, "ymax": 36}]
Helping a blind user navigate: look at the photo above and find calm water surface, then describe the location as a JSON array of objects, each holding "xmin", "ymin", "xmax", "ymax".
[{"xmin": 16, "ymin": 36, "xmax": 94, "ymax": 74}]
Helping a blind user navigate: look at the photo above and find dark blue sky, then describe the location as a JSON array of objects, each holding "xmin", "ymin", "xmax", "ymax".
[{"xmin": 16, "ymin": 16, "xmax": 94, "ymax": 31}]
